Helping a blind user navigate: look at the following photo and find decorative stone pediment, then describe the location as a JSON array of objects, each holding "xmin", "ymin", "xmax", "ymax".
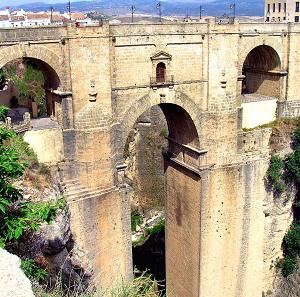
[{"xmin": 150, "ymin": 51, "xmax": 172, "ymax": 61}]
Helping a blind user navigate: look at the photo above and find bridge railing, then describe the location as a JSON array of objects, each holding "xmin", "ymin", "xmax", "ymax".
[
  {"xmin": 150, "ymin": 75, "xmax": 174, "ymax": 87},
  {"xmin": 0, "ymin": 112, "xmax": 31, "ymax": 133},
  {"xmin": 165, "ymin": 137, "xmax": 208, "ymax": 171}
]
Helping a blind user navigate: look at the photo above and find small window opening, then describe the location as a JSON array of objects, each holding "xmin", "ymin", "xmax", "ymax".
[{"xmin": 156, "ymin": 62, "xmax": 166, "ymax": 83}]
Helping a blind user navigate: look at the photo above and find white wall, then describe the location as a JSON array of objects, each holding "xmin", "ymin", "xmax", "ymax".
[{"xmin": 242, "ymin": 99, "xmax": 277, "ymax": 129}]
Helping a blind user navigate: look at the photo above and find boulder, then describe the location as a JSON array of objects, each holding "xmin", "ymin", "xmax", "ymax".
[{"xmin": 0, "ymin": 248, "xmax": 34, "ymax": 297}]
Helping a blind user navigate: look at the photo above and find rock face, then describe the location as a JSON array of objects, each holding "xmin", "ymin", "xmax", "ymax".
[
  {"xmin": 125, "ymin": 105, "xmax": 168, "ymax": 212},
  {"xmin": 0, "ymin": 248, "xmax": 34, "ymax": 297},
  {"xmin": 20, "ymin": 208, "xmax": 93, "ymax": 293},
  {"xmin": 272, "ymin": 261, "xmax": 300, "ymax": 297},
  {"xmin": 262, "ymin": 120, "xmax": 300, "ymax": 296}
]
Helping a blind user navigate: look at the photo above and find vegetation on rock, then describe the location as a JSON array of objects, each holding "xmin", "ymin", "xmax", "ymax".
[
  {"xmin": 268, "ymin": 120, "xmax": 300, "ymax": 276},
  {"xmin": 131, "ymin": 210, "xmax": 143, "ymax": 232},
  {"xmin": 0, "ymin": 105, "xmax": 9, "ymax": 121},
  {"xmin": 267, "ymin": 155, "xmax": 285, "ymax": 195},
  {"xmin": 0, "ymin": 127, "xmax": 64, "ymax": 282},
  {"xmin": 21, "ymin": 258, "xmax": 48, "ymax": 282},
  {"xmin": 0, "ymin": 68, "xmax": 6, "ymax": 90},
  {"xmin": 3, "ymin": 59, "xmax": 47, "ymax": 116}
]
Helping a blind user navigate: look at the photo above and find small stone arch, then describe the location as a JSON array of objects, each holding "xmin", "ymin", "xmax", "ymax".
[
  {"xmin": 240, "ymin": 42, "xmax": 283, "ymax": 98},
  {"xmin": 0, "ymin": 44, "xmax": 64, "ymax": 118},
  {"xmin": 0, "ymin": 44, "xmax": 63, "ymax": 83},
  {"xmin": 239, "ymin": 37, "xmax": 283, "ymax": 72}
]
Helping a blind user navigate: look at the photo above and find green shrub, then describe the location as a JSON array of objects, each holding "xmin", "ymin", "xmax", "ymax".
[
  {"xmin": 0, "ymin": 105, "xmax": 9, "ymax": 121},
  {"xmin": 277, "ymin": 120, "xmax": 300, "ymax": 276},
  {"xmin": 132, "ymin": 235, "xmax": 146, "ymax": 248},
  {"xmin": 21, "ymin": 258, "xmax": 48, "ymax": 282},
  {"xmin": 281, "ymin": 256, "xmax": 297, "ymax": 277},
  {"xmin": 267, "ymin": 155, "xmax": 285, "ymax": 195},
  {"xmin": 111, "ymin": 271, "xmax": 162, "ymax": 297},
  {"xmin": 0, "ymin": 68, "xmax": 5, "ymax": 90},
  {"xmin": 146, "ymin": 219, "xmax": 165, "ymax": 236},
  {"xmin": 131, "ymin": 210, "xmax": 143, "ymax": 232},
  {"xmin": 0, "ymin": 127, "xmax": 65, "ymax": 248},
  {"xmin": 159, "ymin": 128, "xmax": 168, "ymax": 138}
]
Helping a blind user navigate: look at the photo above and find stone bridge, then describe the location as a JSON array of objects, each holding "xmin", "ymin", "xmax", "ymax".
[{"xmin": 1, "ymin": 21, "xmax": 300, "ymax": 297}]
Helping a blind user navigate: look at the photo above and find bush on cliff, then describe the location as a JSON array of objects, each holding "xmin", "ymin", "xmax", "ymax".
[
  {"xmin": 269, "ymin": 120, "xmax": 300, "ymax": 276},
  {"xmin": 0, "ymin": 127, "xmax": 63, "ymax": 250}
]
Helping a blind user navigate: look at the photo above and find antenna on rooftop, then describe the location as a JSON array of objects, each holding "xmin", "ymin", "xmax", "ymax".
[
  {"xmin": 131, "ymin": 5, "xmax": 136, "ymax": 23},
  {"xmin": 67, "ymin": 1, "xmax": 71, "ymax": 21},
  {"xmin": 50, "ymin": 6, "xmax": 53, "ymax": 23},
  {"xmin": 156, "ymin": 1, "xmax": 162, "ymax": 22},
  {"xmin": 199, "ymin": 5, "xmax": 204, "ymax": 20},
  {"xmin": 230, "ymin": 2, "xmax": 236, "ymax": 21}
]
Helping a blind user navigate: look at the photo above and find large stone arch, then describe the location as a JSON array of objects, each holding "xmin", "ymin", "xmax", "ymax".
[
  {"xmin": 120, "ymin": 89, "xmax": 203, "ymax": 148},
  {"xmin": 239, "ymin": 37, "xmax": 284, "ymax": 73},
  {"xmin": 0, "ymin": 44, "xmax": 63, "ymax": 83}
]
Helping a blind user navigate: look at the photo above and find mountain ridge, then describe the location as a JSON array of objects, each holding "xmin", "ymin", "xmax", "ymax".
[{"xmin": 2, "ymin": 0, "xmax": 264, "ymax": 17}]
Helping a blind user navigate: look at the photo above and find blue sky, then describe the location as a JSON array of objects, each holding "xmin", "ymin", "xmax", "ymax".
[
  {"xmin": 1, "ymin": 0, "xmax": 91, "ymax": 5},
  {"xmin": 1, "ymin": 0, "xmax": 217, "ymax": 6}
]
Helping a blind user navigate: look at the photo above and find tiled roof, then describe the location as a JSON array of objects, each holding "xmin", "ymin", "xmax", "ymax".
[
  {"xmin": 11, "ymin": 16, "xmax": 25, "ymax": 21},
  {"xmin": 0, "ymin": 15, "xmax": 9, "ymax": 21},
  {"xmin": 71, "ymin": 12, "xmax": 87, "ymax": 20},
  {"xmin": 26, "ymin": 13, "xmax": 49, "ymax": 20},
  {"xmin": 51, "ymin": 14, "xmax": 67, "ymax": 22}
]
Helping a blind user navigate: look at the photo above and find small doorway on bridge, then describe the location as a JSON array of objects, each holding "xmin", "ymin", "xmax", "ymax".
[
  {"xmin": 124, "ymin": 103, "xmax": 201, "ymax": 296},
  {"xmin": 156, "ymin": 62, "xmax": 166, "ymax": 83},
  {"xmin": 0, "ymin": 57, "xmax": 61, "ymax": 130},
  {"xmin": 242, "ymin": 45, "xmax": 281, "ymax": 98}
]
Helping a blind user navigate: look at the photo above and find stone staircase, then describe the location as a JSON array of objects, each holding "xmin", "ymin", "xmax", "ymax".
[{"xmin": 62, "ymin": 179, "xmax": 114, "ymax": 203}]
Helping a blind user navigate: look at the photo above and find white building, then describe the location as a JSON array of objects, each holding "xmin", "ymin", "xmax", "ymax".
[
  {"xmin": 265, "ymin": 0, "xmax": 300, "ymax": 22},
  {"xmin": 0, "ymin": 8, "xmax": 91, "ymax": 28}
]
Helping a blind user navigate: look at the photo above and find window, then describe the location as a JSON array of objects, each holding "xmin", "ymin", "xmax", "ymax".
[
  {"xmin": 267, "ymin": 3, "xmax": 270, "ymax": 12},
  {"xmin": 273, "ymin": 3, "xmax": 276, "ymax": 12},
  {"xmin": 296, "ymin": 2, "xmax": 299, "ymax": 12},
  {"xmin": 156, "ymin": 62, "xmax": 166, "ymax": 83},
  {"xmin": 279, "ymin": 3, "xmax": 281, "ymax": 12},
  {"xmin": 283, "ymin": 16, "xmax": 286, "ymax": 20},
  {"xmin": 278, "ymin": 17, "xmax": 281, "ymax": 21},
  {"xmin": 266, "ymin": 16, "xmax": 270, "ymax": 22},
  {"xmin": 295, "ymin": 16, "xmax": 299, "ymax": 22},
  {"xmin": 272, "ymin": 17, "xmax": 276, "ymax": 21},
  {"xmin": 284, "ymin": 2, "xmax": 286, "ymax": 12}
]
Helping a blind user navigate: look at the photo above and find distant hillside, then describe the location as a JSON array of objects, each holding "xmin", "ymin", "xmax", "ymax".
[{"xmin": 2, "ymin": 0, "xmax": 264, "ymax": 17}]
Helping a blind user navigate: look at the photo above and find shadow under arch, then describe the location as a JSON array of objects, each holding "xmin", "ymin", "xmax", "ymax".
[
  {"xmin": 120, "ymin": 91, "xmax": 203, "ymax": 151},
  {"xmin": 241, "ymin": 45, "xmax": 282, "ymax": 97}
]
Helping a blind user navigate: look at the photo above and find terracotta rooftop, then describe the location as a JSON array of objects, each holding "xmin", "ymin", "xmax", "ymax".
[
  {"xmin": 11, "ymin": 16, "xmax": 25, "ymax": 21},
  {"xmin": 71, "ymin": 12, "xmax": 87, "ymax": 20},
  {"xmin": 0, "ymin": 15, "xmax": 9, "ymax": 21},
  {"xmin": 26, "ymin": 13, "xmax": 49, "ymax": 20}
]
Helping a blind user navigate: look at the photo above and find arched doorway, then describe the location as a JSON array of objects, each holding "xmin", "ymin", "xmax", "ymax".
[
  {"xmin": 124, "ymin": 102, "xmax": 203, "ymax": 297},
  {"xmin": 242, "ymin": 45, "xmax": 281, "ymax": 97},
  {"xmin": 156, "ymin": 62, "xmax": 166, "ymax": 83},
  {"xmin": 0, "ymin": 57, "xmax": 62, "ymax": 126}
]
